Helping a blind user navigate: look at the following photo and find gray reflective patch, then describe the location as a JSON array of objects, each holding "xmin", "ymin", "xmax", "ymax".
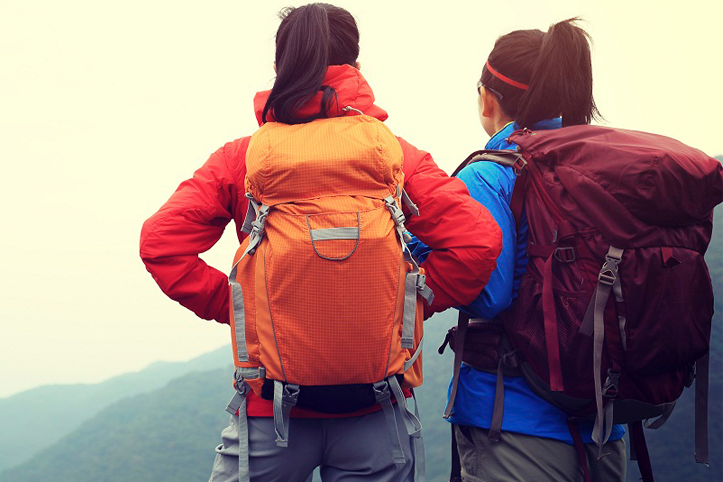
[
  {"xmin": 402, "ymin": 271, "xmax": 417, "ymax": 349},
  {"xmin": 307, "ymin": 213, "xmax": 360, "ymax": 261},
  {"xmin": 310, "ymin": 227, "xmax": 359, "ymax": 241}
]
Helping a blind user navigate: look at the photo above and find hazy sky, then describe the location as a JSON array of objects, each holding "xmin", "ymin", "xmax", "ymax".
[{"xmin": 1, "ymin": 0, "xmax": 722, "ymax": 398}]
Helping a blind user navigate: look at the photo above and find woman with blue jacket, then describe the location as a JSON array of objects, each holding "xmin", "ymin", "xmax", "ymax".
[{"xmin": 413, "ymin": 19, "xmax": 626, "ymax": 482}]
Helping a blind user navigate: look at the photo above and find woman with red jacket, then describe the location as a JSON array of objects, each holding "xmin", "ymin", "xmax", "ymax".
[{"xmin": 140, "ymin": 3, "xmax": 501, "ymax": 482}]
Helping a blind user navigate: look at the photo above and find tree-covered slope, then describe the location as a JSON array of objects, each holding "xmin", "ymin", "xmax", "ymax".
[{"xmin": 0, "ymin": 346, "xmax": 231, "ymax": 473}]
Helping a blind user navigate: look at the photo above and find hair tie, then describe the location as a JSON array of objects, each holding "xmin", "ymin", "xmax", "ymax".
[{"xmin": 485, "ymin": 60, "xmax": 529, "ymax": 91}]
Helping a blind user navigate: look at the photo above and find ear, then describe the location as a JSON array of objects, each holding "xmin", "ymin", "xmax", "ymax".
[
  {"xmin": 354, "ymin": 61, "xmax": 361, "ymax": 70},
  {"xmin": 480, "ymin": 87, "xmax": 499, "ymax": 118},
  {"xmin": 273, "ymin": 62, "xmax": 277, "ymax": 73}
]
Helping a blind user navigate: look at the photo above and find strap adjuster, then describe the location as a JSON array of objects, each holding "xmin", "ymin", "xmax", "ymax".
[
  {"xmin": 512, "ymin": 156, "xmax": 528, "ymax": 175},
  {"xmin": 373, "ymin": 381, "xmax": 391, "ymax": 402},
  {"xmin": 603, "ymin": 370, "xmax": 620, "ymax": 398},
  {"xmin": 415, "ymin": 273, "xmax": 427, "ymax": 291},
  {"xmin": 554, "ymin": 246, "xmax": 576, "ymax": 263},
  {"xmin": 282, "ymin": 384, "xmax": 300, "ymax": 404},
  {"xmin": 598, "ymin": 268, "xmax": 616, "ymax": 285}
]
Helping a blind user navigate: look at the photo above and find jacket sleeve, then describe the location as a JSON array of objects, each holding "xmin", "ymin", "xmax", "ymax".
[
  {"xmin": 397, "ymin": 138, "xmax": 503, "ymax": 318},
  {"xmin": 456, "ymin": 162, "xmax": 517, "ymax": 318},
  {"xmin": 139, "ymin": 140, "xmax": 247, "ymax": 324}
]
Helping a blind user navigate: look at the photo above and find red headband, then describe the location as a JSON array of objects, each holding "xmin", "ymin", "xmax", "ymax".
[{"xmin": 485, "ymin": 60, "xmax": 529, "ymax": 91}]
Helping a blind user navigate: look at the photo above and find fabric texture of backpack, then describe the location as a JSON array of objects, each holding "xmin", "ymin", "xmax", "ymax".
[
  {"xmin": 448, "ymin": 125, "xmax": 722, "ymax": 482},
  {"xmin": 223, "ymin": 114, "xmax": 433, "ymax": 482}
]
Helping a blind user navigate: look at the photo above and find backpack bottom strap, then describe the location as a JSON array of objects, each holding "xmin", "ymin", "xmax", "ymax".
[
  {"xmin": 223, "ymin": 382, "xmax": 251, "ymax": 482},
  {"xmin": 373, "ymin": 380, "xmax": 407, "ymax": 465},
  {"xmin": 273, "ymin": 381, "xmax": 300, "ymax": 448},
  {"xmin": 374, "ymin": 376, "xmax": 427, "ymax": 482}
]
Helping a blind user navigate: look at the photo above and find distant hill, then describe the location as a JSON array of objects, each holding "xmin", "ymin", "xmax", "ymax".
[{"xmin": 0, "ymin": 347, "xmax": 232, "ymax": 473}]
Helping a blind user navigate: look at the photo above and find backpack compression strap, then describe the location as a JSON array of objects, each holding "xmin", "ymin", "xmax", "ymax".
[{"xmin": 580, "ymin": 246, "xmax": 625, "ymax": 456}]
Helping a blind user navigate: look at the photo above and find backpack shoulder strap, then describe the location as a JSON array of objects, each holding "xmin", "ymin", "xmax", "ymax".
[
  {"xmin": 451, "ymin": 149, "xmax": 526, "ymax": 177},
  {"xmin": 452, "ymin": 149, "xmax": 529, "ymax": 226}
]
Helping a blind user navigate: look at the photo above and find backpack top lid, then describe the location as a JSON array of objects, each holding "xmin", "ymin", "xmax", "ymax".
[
  {"xmin": 509, "ymin": 125, "xmax": 723, "ymax": 229},
  {"xmin": 245, "ymin": 116, "xmax": 404, "ymax": 206}
]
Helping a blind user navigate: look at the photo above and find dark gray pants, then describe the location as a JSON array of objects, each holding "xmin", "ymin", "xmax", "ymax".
[
  {"xmin": 454, "ymin": 425, "xmax": 626, "ymax": 482},
  {"xmin": 209, "ymin": 409, "xmax": 415, "ymax": 482}
]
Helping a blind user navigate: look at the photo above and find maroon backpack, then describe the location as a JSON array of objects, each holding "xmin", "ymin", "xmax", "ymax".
[{"xmin": 447, "ymin": 125, "xmax": 722, "ymax": 482}]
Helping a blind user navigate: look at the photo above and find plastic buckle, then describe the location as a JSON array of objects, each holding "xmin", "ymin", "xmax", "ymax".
[
  {"xmin": 512, "ymin": 156, "xmax": 528, "ymax": 175},
  {"xmin": 372, "ymin": 381, "xmax": 391, "ymax": 402},
  {"xmin": 415, "ymin": 273, "xmax": 427, "ymax": 291},
  {"xmin": 603, "ymin": 370, "xmax": 620, "ymax": 398},
  {"xmin": 598, "ymin": 264, "xmax": 616, "ymax": 285},
  {"xmin": 283, "ymin": 384, "xmax": 300, "ymax": 404},
  {"xmin": 554, "ymin": 246, "xmax": 576, "ymax": 263}
]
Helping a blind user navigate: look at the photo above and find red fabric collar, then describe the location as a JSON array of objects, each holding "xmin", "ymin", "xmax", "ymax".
[{"xmin": 253, "ymin": 64, "xmax": 389, "ymax": 126}]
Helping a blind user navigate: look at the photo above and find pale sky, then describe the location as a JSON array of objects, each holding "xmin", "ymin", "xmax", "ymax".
[{"xmin": 1, "ymin": 0, "xmax": 721, "ymax": 398}]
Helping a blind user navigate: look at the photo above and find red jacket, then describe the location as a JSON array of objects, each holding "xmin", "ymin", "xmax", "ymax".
[{"xmin": 140, "ymin": 65, "xmax": 502, "ymax": 414}]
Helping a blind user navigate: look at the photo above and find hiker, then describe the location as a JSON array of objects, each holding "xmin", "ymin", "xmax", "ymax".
[
  {"xmin": 420, "ymin": 17, "xmax": 721, "ymax": 482},
  {"xmin": 414, "ymin": 19, "xmax": 626, "ymax": 481},
  {"xmin": 140, "ymin": 3, "xmax": 502, "ymax": 482}
]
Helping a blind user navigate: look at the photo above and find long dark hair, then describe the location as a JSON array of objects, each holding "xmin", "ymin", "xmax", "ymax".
[
  {"xmin": 480, "ymin": 18, "xmax": 600, "ymax": 128},
  {"xmin": 262, "ymin": 3, "xmax": 359, "ymax": 125}
]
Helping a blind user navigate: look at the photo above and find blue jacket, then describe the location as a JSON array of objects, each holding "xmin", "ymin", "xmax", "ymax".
[{"xmin": 411, "ymin": 119, "xmax": 624, "ymax": 444}]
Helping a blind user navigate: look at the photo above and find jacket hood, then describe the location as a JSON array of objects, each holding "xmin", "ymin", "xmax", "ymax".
[{"xmin": 253, "ymin": 64, "xmax": 389, "ymax": 126}]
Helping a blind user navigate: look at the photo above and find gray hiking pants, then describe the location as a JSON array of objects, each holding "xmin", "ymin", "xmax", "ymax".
[
  {"xmin": 209, "ymin": 408, "xmax": 415, "ymax": 482},
  {"xmin": 454, "ymin": 425, "xmax": 626, "ymax": 482}
]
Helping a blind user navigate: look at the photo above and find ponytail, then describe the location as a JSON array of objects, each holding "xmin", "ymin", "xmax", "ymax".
[
  {"xmin": 263, "ymin": 3, "xmax": 359, "ymax": 125},
  {"xmin": 517, "ymin": 18, "xmax": 599, "ymax": 127},
  {"xmin": 480, "ymin": 18, "xmax": 600, "ymax": 128}
]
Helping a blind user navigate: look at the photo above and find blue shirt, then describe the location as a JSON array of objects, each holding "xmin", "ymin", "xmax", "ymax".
[{"xmin": 411, "ymin": 119, "xmax": 624, "ymax": 444}]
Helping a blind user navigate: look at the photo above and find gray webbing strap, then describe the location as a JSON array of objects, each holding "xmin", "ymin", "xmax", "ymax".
[
  {"xmin": 309, "ymin": 227, "xmax": 359, "ymax": 241},
  {"xmin": 384, "ymin": 195, "xmax": 412, "ymax": 245},
  {"xmin": 373, "ymin": 380, "xmax": 406, "ymax": 464},
  {"xmin": 228, "ymin": 261, "xmax": 249, "ymax": 362},
  {"xmin": 410, "ymin": 389, "xmax": 426, "ymax": 482},
  {"xmin": 273, "ymin": 381, "xmax": 300, "ymax": 448},
  {"xmin": 242, "ymin": 204, "xmax": 270, "ymax": 258},
  {"xmin": 581, "ymin": 247, "xmax": 625, "ymax": 337},
  {"xmin": 400, "ymin": 240, "xmax": 433, "ymax": 349},
  {"xmin": 590, "ymin": 246, "xmax": 624, "ymax": 456},
  {"xmin": 388, "ymin": 376, "xmax": 423, "ymax": 439},
  {"xmin": 241, "ymin": 193, "xmax": 259, "ymax": 234},
  {"xmin": 388, "ymin": 377, "xmax": 425, "ymax": 482},
  {"xmin": 403, "ymin": 337, "xmax": 424, "ymax": 372},
  {"xmin": 224, "ymin": 382, "xmax": 250, "ymax": 482},
  {"xmin": 695, "ymin": 353, "xmax": 710, "ymax": 465},
  {"xmin": 402, "ymin": 265, "xmax": 420, "ymax": 349},
  {"xmin": 401, "ymin": 189, "xmax": 419, "ymax": 216},
  {"xmin": 225, "ymin": 389, "xmax": 245, "ymax": 416}
]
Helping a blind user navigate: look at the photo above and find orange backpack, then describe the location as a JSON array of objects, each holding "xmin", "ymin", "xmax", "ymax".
[{"xmin": 224, "ymin": 115, "xmax": 433, "ymax": 477}]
